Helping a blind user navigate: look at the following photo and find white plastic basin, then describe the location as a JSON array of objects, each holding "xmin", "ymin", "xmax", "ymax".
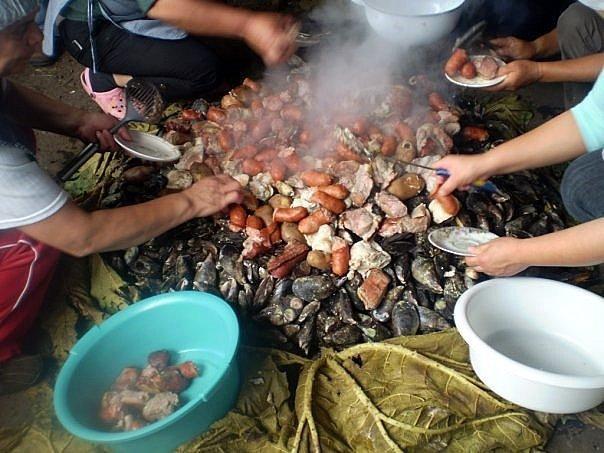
[
  {"xmin": 353, "ymin": 0, "xmax": 466, "ymax": 47},
  {"xmin": 454, "ymin": 277, "xmax": 604, "ymax": 414}
]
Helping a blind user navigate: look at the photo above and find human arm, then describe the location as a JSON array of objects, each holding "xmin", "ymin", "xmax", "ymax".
[
  {"xmin": 464, "ymin": 219, "xmax": 604, "ymax": 276},
  {"xmin": 147, "ymin": 0, "xmax": 298, "ymax": 65},
  {"xmin": 489, "ymin": 29, "xmax": 559, "ymax": 60},
  {"xmin": 2, "ymin": 80, "xmax": 127, "ymax": 149},
  {"xmin": 435, "ymin": 111, "xmax": 586, "ymax": 196},
  {"xmin": 487, "ymin": 53, "xmax": 604, "ymax": 91},
  {"xmin": 18, "ymin": 175, "xmax": 243, "ymax": 257}
]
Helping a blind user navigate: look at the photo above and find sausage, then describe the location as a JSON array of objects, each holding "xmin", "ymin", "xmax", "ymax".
[
  {"xmin": 444, "ymin": 48, "xmax": 469, "ymax": 76},
  {"xmin": 301, "ymin": 170, "xmax": 333, "ymax": 187},
  {"xmin": 331, "ymin": 240, "xmax": 350, "ymax": 277},
  {"xmin": 266, "ymin": 222, "xmax": 281, "ymax": 244},
  {"xmin": 319, "ymin": 184, "xmax": 349, "ymax": 200},
  {"xmin": 242, "ymin": 158, "xmax": 263, "ymax": 176},
  {"xmin": 336, "ymin": 142, "xmax": 366, "ymax": 163},
  {"xmin": 233, "ymin": 144, "xmax": 258, "ymax": 160},
  {"xmin": 299, "ymin": 129, "xmax": 312, "ymax": 144},
  {"xmin": 264, "ymin": 95, "xmax": 283, "ymax": 112},
  {"xmin": 255, "ymin": 148, "xmax": 279, "ymax": 162},
  {"xmin": 250, "ymin": 99, "xmax": 263, "ymax": 117},
  {"xmin": 273, "ymin": 207, "xmax": 309, "ymax": 223},
  {"xmin": 206, "ymin": 106, "xmax": 226, "ymax": 123},
  {"xmin": 282, "ymin": 151, "xmax": 303, "ymax": 172},
  {"xmin": 460, "ymin": 61, "xmax": 477, "ymax": 79},
  {"xmin": 229, "ymin": 205, "xmax": 247, "ymax": 230},
  {"xmin": 351, "ymin": 118, "xmax": 368, "ymax": 136},
  {"xmin": 297, "ymin": 209, "xmax": 334, "ymax": 234},
  {"xmin": 246, "ymin": 215, "xmax": 264, "ymax": 230},
  {"xmin": 242, "ymin": 77, "xmax": 261, "ymax": 92},
  {"xmin": 311, "ymin": 191, "xmax": 346, "ymax": 214},
  {"xmin": 281, "ymin": 104, "xmax": 303, "ymax": 122},
  {"xmin": 394, "ymin": 121, "xmax": 415, "ymax": 142},
  {"xmin": 251, "ymin": 119, "xmax": 271, "ymax": 141},
  {"xmin": 461, "ymin": 126, "xmax": 490, "ymax": 142},
  {"xmin": 218, "ymin": 130, "xmax": 233, "ymax": 151},
  {"xmin": 428, "ymin": 92, "xmax": 448, "ymax": 112},
  {"xmin": 270, "ymin": 159, "xmax": 286, "ymax": 182},
  {"xmin": 381, "ymin": 135, "xmax": 397, "ymax": 156}
]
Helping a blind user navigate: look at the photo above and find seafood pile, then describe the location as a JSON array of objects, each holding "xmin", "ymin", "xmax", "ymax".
[
  {"xmin": 99, "ymin": 64, "xmax": 584, "ymax": 356},
  {"xmin": 99, "ymin": 350, "xmax": 199, "ymax": 431}
]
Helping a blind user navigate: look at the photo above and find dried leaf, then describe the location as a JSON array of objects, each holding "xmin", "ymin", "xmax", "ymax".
[
  {"xmin": 39, "ymin": 294, "xmax": 78, "ymax": 362},
  {"xmin": 577, "ymin": 405, "xmax": 604, "ymax": 430},
  {"xmin": 0, "ymin": 426, "xmax": 28, "ymax": 451},
  {"xmin": 185, "ymin": 331, "xmax": 551, "ymax": 452},
  {"xmin": 13, "ymin": 382, "xmax": 101, "ymax": 453},
  {"xmin": 90, "ymin": 254, "xmax": 139, "ymax": 314}
]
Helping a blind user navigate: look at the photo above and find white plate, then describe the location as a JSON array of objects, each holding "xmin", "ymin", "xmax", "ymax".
[
  {"xmin": 445, "ymin": 55, "xmax": 507, "ymax": 88},
  {"xmin": 114, "ymin": 130, "xmax": 181, "ymax": 162},
  {"xmin": 428, "ymin": 227, "xmax": 499, "ymax": 256}
]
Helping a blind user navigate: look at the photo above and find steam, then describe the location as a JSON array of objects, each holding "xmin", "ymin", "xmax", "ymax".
[{"xmin": 301, "ymin": 2, "xmax": 415, "ymax": 119}]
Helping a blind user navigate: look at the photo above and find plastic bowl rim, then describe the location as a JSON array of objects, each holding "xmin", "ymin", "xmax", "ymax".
[
  {"xmin": 454, "ymin": 277, "xmax": 604, "ymax": 389},
  {"xmin": 362, "ymin": 0, "xmax": 466, "ymax": 18},
  {"xmin": 53, "ymin": 291, "xmax": 239, "ymax": 444}
]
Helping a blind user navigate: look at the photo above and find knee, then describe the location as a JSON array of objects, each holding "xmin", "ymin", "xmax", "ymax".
[{"xmin": 558, "ymin": 3, "xmax": 598, "ymax": 43}]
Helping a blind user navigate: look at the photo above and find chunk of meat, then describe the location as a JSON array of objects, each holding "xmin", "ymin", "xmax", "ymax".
[
  {"xmin": 350, "ymin": 164, "xmax": 374, "ymax": 207},
  {"xmin": 142, "ymin": 392, "xmax": 180, "ymax": 422},
  {"xmin": 375, "ymin": 192, "xmax": 408, "ymax": 218},
  {"xmin": 475, "ymin": 56, "xmax": 499, "ymax": 79},
  {"xmin": 147, "ymin": 350, "xmax": 170, "ymax": 371},
  {"xmin": 112, "ymin": 367, "xmax": 141, "ymax": 391},
  {"xmin": 119, "ymin": 390, "xmax": 151, "ymax": 409},
  {"xmin": 358, "ymin": 269, "xmax": 391, "ymax": 310},
  {"xmin": 341, "ymin": 206, "xmax": 381, "ymax": 240},
  {"xmin": 177, "ymin": 361, "xmax": 199, "ymax": 379}
]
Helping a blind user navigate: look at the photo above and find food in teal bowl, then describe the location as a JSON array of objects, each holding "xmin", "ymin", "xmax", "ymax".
[{"xmin": 54, "ymin": 291, "xmax": 240, "ymax": 453}]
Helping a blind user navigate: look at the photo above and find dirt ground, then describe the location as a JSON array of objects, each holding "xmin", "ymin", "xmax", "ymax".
[{"xmin": 3, "ymin": 50, "xmax": 604, "ymax": 452}]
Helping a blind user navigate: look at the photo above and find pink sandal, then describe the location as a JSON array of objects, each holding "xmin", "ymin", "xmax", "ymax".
[{"xmin": 80, "ymin": 68, "xmax": 126, "ymax": 120}]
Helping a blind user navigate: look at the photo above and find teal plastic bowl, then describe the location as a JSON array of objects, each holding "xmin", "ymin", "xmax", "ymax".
[{"xmin": 54, "ymin": 291, "xmax": 240, "ymax": 453}]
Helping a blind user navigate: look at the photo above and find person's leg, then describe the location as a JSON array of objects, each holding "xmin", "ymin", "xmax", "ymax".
[
  {"xmin": 60, "ymin": 19, "xmax": 220, "ymax": 102},
  {"xmin": 557, "ymin": 3, "xmax": 604, "ymax": 108},
  {"xmin": 0, "ymin": 230, "xmax": 61, "ymax": 363},
  {"xmin": 560, "ymin": 151, "xmax": 604, "ymax": 223}
]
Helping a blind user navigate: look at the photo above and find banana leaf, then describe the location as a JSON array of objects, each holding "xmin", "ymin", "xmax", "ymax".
[{"xmin": 184, "ymin": 330, "xmax": 552, "ymax": 452}]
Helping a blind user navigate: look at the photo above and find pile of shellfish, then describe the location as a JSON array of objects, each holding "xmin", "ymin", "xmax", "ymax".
[{"xmin": 101, "ymin": 64, "xmax": 587, "ymax": 356}]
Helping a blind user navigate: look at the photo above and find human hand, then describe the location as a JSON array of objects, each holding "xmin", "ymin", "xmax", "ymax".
[
  {"xmin": 242, "ymin": 12, "xmax": 299, "ymax": 66},
  {"xmin": 465, "ymin": 237, "xmax": 529, "ymax": 276},
  {"xmin": 484, "ymin": 60, "xmax": 542, "ymax": 92},
  {"xmin": 184, "ymin": 174, "xmax": 244, "ymax": 217},
  {"xmin": 76, "ymin": 112, "xmax": 131, "ymax": 151},
  {"xmin": 489, "ymin": 37, "xmax": 537, "ymax": 60},
  {"xmin": 433, "ymin": 154, "xmax": 492, "ymax": 197}
]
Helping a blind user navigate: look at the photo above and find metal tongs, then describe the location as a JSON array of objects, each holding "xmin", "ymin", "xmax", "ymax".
[
  {"xmin": 398, "ymin": 159, "xmax": 505, "ymax": 196},
  {"xmin": 452, "ymin": 20, "xmax": 487, "ymax": 52},
  {"xmin": 57, "ymin": 79, "xmax": 164, "ymax": 183}
]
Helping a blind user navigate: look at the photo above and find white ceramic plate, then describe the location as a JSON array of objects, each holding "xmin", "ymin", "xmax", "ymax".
[
  {"xmin": 428, "ymin": 227, "xmax": 499, "ymax": 256},
  {"xmin": 114, "ymin": 130, "xmax": 181, "ymax": 162},
  {"xmin": 445, "ymin": 55, "xmax": 507, "ymax": 88}
]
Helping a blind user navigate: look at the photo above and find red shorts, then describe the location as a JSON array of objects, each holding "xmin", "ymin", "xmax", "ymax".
[{"xmin": 0, "ymin": 229, "xmax": 61, "ymax": 362}]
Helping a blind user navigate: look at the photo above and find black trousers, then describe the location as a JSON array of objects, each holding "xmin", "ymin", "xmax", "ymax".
[{"xmin": 60, "ymin": 19, "xmax": 260, "ymax": 101}]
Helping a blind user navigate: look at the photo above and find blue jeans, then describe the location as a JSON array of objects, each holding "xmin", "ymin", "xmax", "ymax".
[
  {"xmin": 35, "ymin": 0, "xmax": 48, "ymax": 29},
  {"xmin": 560, "ymin": 151, "xmax": 604, "ymax": 222}
]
